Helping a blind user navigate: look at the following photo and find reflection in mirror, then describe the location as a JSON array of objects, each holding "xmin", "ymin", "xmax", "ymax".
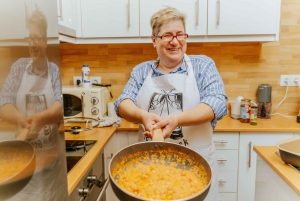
[{"xmin": 0, "ymin": 1, "xmax": 68, "ymax": 200}]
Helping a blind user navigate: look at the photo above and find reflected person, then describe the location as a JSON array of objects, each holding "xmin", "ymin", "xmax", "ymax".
[{"xmin": 0, "ymin": 9, "xmax": 68, "ymax": 200}]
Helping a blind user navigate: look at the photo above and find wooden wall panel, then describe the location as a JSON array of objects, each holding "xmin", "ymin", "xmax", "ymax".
[{"xmin": 59, "ymin": 0, "xmax": 300, "ymax": 116}]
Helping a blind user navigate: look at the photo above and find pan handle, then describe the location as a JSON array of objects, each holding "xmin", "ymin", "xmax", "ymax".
[{"xmin": 152, "ymin": 128, "xmax": 164, "ymax": 141}]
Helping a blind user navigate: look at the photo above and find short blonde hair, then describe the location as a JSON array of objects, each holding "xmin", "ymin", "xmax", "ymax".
[
  {"xmin": 150, "ymin": 6, "xmax": 186, "ymax": 36},
  {"xmin": 27, "ymin": 9, "xmax": 48, "ymax": 37}
]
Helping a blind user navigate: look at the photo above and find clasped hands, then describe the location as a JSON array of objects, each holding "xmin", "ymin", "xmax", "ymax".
[
  {"xmin": 142, "ymin": 112, "xmax": 179, "ymax": 140},
  {"xmin": 17, "ymin": 113, "xmax": 45, "ymax": 141}
]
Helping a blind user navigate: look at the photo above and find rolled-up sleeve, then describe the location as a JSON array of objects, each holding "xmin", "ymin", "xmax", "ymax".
[
  {"xmin": 114, "ymin": 62, "xmax": 154, "ymax": 117},
  {"xmin": 193, "ymin": 56, "xmax": 228, "ymax": 129}
]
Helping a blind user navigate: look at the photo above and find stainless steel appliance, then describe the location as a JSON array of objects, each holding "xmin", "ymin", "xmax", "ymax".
[
  {"xmin": 62, "ymin": 85, "xmax": 110, "ymax": 119},
  {"xmin": 66, "ymin": 140, "xmax": 108, "ymax": 201}
]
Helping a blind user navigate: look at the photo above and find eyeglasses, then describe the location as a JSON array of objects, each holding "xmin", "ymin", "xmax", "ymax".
[
  {"xmin": 25, "ymin": 37, "xmax": 45, "ymax": 44},
  {"xmin": 155, "ymin": 33, "xmax": 188, "ymax": 42}
]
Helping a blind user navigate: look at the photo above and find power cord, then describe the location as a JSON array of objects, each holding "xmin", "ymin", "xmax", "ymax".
[{"xmin": 271, "ymin": 78, "xmax": 295, "ymax": 118}]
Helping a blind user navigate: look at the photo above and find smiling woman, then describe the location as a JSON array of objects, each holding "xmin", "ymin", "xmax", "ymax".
[{"xmin": 114, "ymin": 6, "xmax": 228, "ymax": 201}]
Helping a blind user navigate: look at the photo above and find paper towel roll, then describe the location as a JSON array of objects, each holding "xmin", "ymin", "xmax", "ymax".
[{"xmin": 108, "ymin": 101, "xmax": 117, "ymax": 117}]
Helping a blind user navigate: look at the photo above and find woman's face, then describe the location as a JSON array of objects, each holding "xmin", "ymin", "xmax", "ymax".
[
  {"xmin": 151, "ymin": 20, "xmax": 187, "ymax": 67},
  {"xmin": 27, "ymin": 23, "xmax": 47, "ymax": 62}
]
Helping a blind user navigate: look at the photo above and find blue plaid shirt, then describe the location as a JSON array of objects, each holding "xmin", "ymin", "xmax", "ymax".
[{"xmin": 115, "ymin": 55, "xmax": 228, "ymax": 129}]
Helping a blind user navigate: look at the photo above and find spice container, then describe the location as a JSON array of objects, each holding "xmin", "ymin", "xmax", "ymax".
[
  {"xmin": 240, "ymin": 99, "xmax": 251, "ymax": 123},
  {"xmin": 250, "ymin": 106, "xmax": 258, "ymax": 125}
]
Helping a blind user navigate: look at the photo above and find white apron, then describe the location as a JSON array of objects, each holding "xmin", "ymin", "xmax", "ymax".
[
  {"xmin": 136, "ymin": 54, "xmax": 219, "ymax": 201},
  {"xmin": 6, "ymin": 60, "xmax": 68, "ymax": 201}
]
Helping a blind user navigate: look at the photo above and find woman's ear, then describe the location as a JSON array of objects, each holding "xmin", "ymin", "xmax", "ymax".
[{"xmin": 151, "ymin": 35, "xmax": 156, "ymax": 47}]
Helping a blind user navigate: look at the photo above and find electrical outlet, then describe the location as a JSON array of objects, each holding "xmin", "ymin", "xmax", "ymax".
[
  {"xmin": 280, "ymin": 75, "xmax": 300, "ymax": 86},
  {"xmin": 73, "ymin": 76, "xmax": 101, "ymax": 85},
  {"xmin": 73, "ymin": 76, "xmax": 81, "ymax": 86},
  {"xmin": 90, "ymin": 76, "xmax": 101, "ymax": 84}
]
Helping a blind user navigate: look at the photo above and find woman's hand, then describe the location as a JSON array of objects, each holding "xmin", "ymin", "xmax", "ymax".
[
  {"xmin": 154, "ymin": 115, "xmax": 179, "ymax": 138},
  {"xmin": 141, "ymin": 112, "xmax": 162, "ymax": 138},
  {"xmin": 26, "ymin": 112, "xmax": 45, "ymax": 139}
]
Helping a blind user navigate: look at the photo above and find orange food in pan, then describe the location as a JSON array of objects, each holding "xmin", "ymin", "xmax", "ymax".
[{"xmin": 112, "ymin": 149, "xmax": 209, "ymax": 200}]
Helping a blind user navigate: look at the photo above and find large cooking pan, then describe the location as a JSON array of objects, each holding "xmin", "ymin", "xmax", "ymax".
[
  {"xmin": 109, "ymin": 129, "xmax": 212, "ymax": 201},
  {"xmin": 0, "ymin": 140, "xmax": 36, "ymax": 186},
  {"xmin": 275, "ymin": 136, "xmax": 300, "ymax": 167}
]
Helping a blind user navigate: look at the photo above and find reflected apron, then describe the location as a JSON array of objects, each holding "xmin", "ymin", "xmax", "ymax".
[
  {"xmin": 8, "ymin": 60, "xmax": 68, "ymax": 201},
  {"xmin": 136, "ymin": 54, "xmax": 219, "ymax": 201}
]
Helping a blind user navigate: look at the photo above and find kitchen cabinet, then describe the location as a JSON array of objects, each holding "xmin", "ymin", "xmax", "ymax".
[
  {"xmin": 255, "ymin": 155, "xmax": 300, "ymax": 201},
  {"xmin": 213, "ymin": 132, "xmax": 239, "ymax": 201},
  {"xmin": 139, "ymin": 0, "xmax": 207, "ymax": 37},
  {"xmin": 58, "ymin": 0, "xmax": 281, "ymax": 43},
  {"xmin": 103, "ymin": 130, "xmax": 138, "ymax": 201},
  {"xmin": 207, "ymin": 0, "xmax": 280, "ymax": 38},
  {"xmin": 238, "ymin": 132, "xmax": 293, "ymax": 201},
  {"xmin": 80, "ymin": 0, "xmax": 139, "ymax": 38},
  {"xmin": 57, "ymin": 0, "xmax": 81, "ymax": 37},
  {"xmin": 0, "ymin": 0, "xmax": 58, "ymax": 40}
]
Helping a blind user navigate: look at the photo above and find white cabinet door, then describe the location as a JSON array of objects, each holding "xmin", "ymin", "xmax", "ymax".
[
  {"xmin": 34, "ymin": 0, "xmax": 59, "ymax": 38},
  {"xmin": 0, "ymin": 0, "xmax": 27, "ymax": 40},
  {"xmin": 80, "ymin": 0, "xmax": 139, "ymax": 38},
  {"xmin": 255, "ymin": 156, "xmax": 300, "ymax": 201},
  {"xmin": 0, "ymin": 0, "xmax": 58, "ymax": 43},
  {"xmin": 57, "ymin": 0, "xmax": 80, "ymax": 37},
  {"xmin": 140, "ymin": 0, "xmax": 207, "ymax": 37},
  {"xmin": 238, "ymin": 132, "xmax": 293, "ymax": 201},
  {"xmin": 207, "ymin": 0, "xmax": 280, "ymax": 36}
]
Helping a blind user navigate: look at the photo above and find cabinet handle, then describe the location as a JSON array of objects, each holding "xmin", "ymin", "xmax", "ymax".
[
  {"xmin": 213, "ymin": 140, "xmax": 228, "ymax": 144},
  {"xmin": 218, "ymin": 179, "xmax": 226, "ymax": 184},
  {"xmin": 59, "ymin": 0, "xmax": 63, "ymax": 21},
  {"xmin": 196, "ymin": 0, "xmax": 199, "ymax": 26},
  {"xmin": 217, "ymin": 158, "xmax": 227, "ymax": 162},
  {"xmin": 217, "ymin": 0, "xmax": 220, "ymax": 25},
  {"xmin": 248, "ymin": 141, "xmax": 252, "ymax": 168},
  {"xmin": 106, "ymin": 153, "xmax": 113, "ymax": 159},
  {"xmin": 81, "ymin": 92, "xmax": 85, "ymax": 117},
  {"xmin": 127, "ymin": 0, "xmax": 131, "ymax": 28}
]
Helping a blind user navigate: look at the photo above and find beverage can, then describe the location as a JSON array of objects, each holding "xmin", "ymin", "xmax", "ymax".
[{"xmin": 82, "ymin": 64, "xmax": 90, "ymax": 87}]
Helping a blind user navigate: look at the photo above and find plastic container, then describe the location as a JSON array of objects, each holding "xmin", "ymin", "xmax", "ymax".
[{"xmin": 82, "ymin": 64, "xmax": 90, "ymax": 87}]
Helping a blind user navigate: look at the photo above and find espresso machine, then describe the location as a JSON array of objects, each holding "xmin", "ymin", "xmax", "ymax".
[{"xmin": 257, "ymin": 84, "xmax": 272, "ymax": 119}]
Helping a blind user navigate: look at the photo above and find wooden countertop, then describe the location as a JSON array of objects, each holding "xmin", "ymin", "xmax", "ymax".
[
  {"xmin": 65, "ymin": 126, "xmax": 116, "ymax": 195},
  {"xmin": 254, "ymin": 146, "xmax": 300, "ymax": 196},
  {"xmin": 116, "ymin": 115, "xmax": 300, "ymax": 132}
]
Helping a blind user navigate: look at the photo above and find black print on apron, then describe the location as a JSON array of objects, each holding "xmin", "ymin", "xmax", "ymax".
[{"xmin": 147, "ymin": 89, "xmax": 183, "ymax": 140}]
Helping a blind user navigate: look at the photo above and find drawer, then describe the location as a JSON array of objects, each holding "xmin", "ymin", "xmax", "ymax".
[
  {"xmin": 216, "ymin": 150, "xmax": 238, "ymax": 172},
  {"xmin": 217, "ymin": 171, "xmax": 237, "ymax": 193},
  {"xmin": 219, "ymin": 193, "xmax": 237, "ymax": 201},
  {"xmin": 213, "ymin": 132, "xmax": 239, "ymax": 150}
]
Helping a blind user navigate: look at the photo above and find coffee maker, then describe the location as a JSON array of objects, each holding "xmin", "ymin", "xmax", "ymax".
[{"xmin": 257, "ymin": 84, "xmax": 272, "ymax": 119}]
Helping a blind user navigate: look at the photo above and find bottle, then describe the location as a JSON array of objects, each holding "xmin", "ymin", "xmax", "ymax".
[
  {"xmin": 250, "ymin": 106, "xmax": 258, "ymax": 125},
  {"xmin": 82, "ymin": 64, "xmax": 90, "ymax": 88},
  {"xmin": 240, "ymin": 99, "xmax": 251, "ymax": 123}
]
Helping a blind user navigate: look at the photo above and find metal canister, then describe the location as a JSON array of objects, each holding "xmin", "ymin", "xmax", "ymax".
[{"xmin": 240, "ymin": 99, "xmax": 251, "ymax": 123}]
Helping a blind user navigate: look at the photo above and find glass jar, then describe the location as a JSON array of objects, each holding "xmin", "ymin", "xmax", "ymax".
[
  {"xmin": 240, "ymin": 99, "xmax": 251, "ymax": 123},
  {"xmin": 250, "ymin": 106, "xmax": 258, "ymax": 125}
]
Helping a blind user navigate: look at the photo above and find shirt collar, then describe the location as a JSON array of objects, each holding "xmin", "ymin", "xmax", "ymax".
[{"xmin": 151, "ymin": 59, "xmax": 187, "ymax": 74}]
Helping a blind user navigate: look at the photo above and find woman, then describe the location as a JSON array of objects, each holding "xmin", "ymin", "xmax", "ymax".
[
  {"xmin": 0, "ymin": 9, "xmax": 68, "ymax": 200},
  {"xmin": 114, "ymin": 6, "xmax": 228, "ymax": 201}
]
